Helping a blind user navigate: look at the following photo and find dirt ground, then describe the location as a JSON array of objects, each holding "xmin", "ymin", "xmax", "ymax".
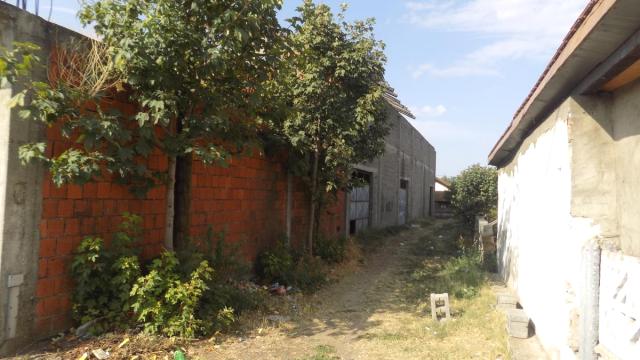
[
  {"xmin": 191, "ymin": 219, "xmax": 509, "ymax": 360},
  {"xmin": 14, "ymin": 219, "xmax": 508, "ymax": 360}
]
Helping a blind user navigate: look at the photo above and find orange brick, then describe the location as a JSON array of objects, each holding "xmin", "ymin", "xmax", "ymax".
[
  {"xmin": 58, "ymin": 200, "xmax": 74, "ymax": 217},
  {"xmin": 43, "ymin": 296, "xmax": 62, "ymax": 316},
  {"xmin": 97, "ymin": 183, "xmax": 111, "ymax": 199},
  {"xmin": 73, "ymin": 200, "xmax": 89, "ymax": 216},
  {"xmin": 81, "ymin": 218, "xmax": 95, "ymax": 234},
  {"xmin": 64, "ymin": 218, "xmax": 80, "ymax": 235},
  {"xmin": 49, "ymin": 183, "xmax": 67, "ymax": 198},
  {"xmin": 35, "ymin": 299, "xmax": 47, "ymax": 317},
  {"xmin": 83, "ymin": 183, "xmax": 97, "ymax": 197},
  {"xmin": 47, "ymin": 219, "xmax": 64, "ymax": 236},
  {"xmin": 36, "ymin": 278, "xmax": 55, "ymax": 298},
  {"xmin": 42, "ymin": 199, "xmax": 58, "ymax": 218},
  {"xmin": 47, "ymin": 258, "xmax": 66, "ymax": 276},
  {"xmin": 39, "ymin": 238, "xmax": 57, "ymax": 257},
  {"xmin": 91, "ymin": 200, "xmax": 103, "ymax": 214},
  {"xmin": 116, "ymin": 200, "xmax": 130, "ymax": 213},
  {"xmin": 129, "ymin": 201, "xmax": 142, "ymax": 214},
  {"xmin": 56, "ymin": 237, "xmax": 74, "ymax": 256},
  {"xmin": 67, "ymin": 184, "xmax": 83, "ymax": 199},
  {"xmin": 42, "ymin": 179, "xmax": 51, "ymax": 198},
  {"xmin": 38, "ymin": 259, "xmax": 48, "ymax": 278},
  {"xmin": 103, "ymin": 200, "xmax": 116, "ymax": 214}
]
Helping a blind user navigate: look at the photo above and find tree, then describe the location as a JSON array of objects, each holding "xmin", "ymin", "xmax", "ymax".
[
  {"xmin": 275, "ymin": 1, "xmax": 389, "ymax": 253},
  {"xmin": 2, "ymin": 0, "xmax": 284, "ymax": 249},
  {"xmin": 451, "ymin": 164, "xmax": 498, "ymax": 225}
]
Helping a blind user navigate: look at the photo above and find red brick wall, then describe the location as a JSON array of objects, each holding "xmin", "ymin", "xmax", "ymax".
[
  {"xmin": 189, "ymin": 152, "xmax": 346, "ymax": 258},
  {"xmin": 36, "ymin": 121, "xmax": 168, "ymax": 335},
  {"xmin": 189, "ymin": 152, "xmax": 289, "ymax": 260},
  {"xmin": 288, "ymin": 177, "xmax": 346, "ymax": 249},
  {"xmin": 36, "ymin": 127, "xmax": 346, "ymax": 335}
]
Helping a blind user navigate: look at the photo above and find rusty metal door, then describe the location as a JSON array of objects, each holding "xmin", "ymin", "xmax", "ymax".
[{"xmin": 349, "ymin": 182, "xmax": 370, "ymax": 234}]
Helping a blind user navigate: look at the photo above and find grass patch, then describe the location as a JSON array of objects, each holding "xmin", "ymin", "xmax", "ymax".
[
  {"xmin": 298, "ymin": 345, "xmax": 340, "ymax": 360},
  {"xmin": 364, "ymin": 218, "xmax": 509, "ymax": 359}
]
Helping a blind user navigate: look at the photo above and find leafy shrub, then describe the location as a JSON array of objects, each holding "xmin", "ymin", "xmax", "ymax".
[
  {"xmin": 70, "ymin": 213, "xmax": 142, "ymax": 333},
  {"xmin": 176, "ymin": 227, "xmax": 265, "ymax": 332},
  {"xmin": 72, "ymin": 215, "xmax": 265, "ymax": 338},
  {"xmin": 178, "ymin": 227, "xmax": 249, "ymax": 282},
  {"xmin": 255, "ymin": 241, "xmax": 295, "ymax": 284},
  {"xmin": 451, "ymin": 164, "xmax": 498, "ymax": 225},
  {"xmin": 130, "ymin": 252, "xmax": 214, "ymax": 338},
  {"xmin": 440, "ymin": 250, "xmax": 484, "ymax": 298},
  {"xmin": 314, "ymin": 235, "xmax": 347, "ymax": 264},
  {"xmin": 256, "ymin": 241, "xmax": 329, "ymax": 292},
  {"xmin": 290, "ymin": 255, "xmax": 328, "ymax": 292}
]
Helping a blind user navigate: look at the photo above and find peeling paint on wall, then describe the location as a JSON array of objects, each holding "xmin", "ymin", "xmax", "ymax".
[{"xmin": 599, "ymin": 250, "xmax": 640, "ymax": 359}]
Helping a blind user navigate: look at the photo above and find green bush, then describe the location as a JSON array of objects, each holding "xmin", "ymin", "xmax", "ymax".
[
  {"xmin": 441, "ymin": 250, "xmax": 484, "ymax": 298},
  {"xmin": 256, "ymin": 241, "xmax": 329, "ymax": 292},
  {"xmin": 130, "ymin": 252, "xmax": 214, "ymax": 338},
  {"xmin": 70, "ymin": 213, "xmax": 142, "ymax": 334},
  {"xmin": 176, "ymin": 227, "xmax": 271, "ymax": 332},
  {"xmin": 314, "ymin": 235, "xmax": 347, "ymax": 264},
  {"xmin": 451, "ymin": 164, "xmax": 498, "ymax": 225},
  {"xmin": 178, "ymin": 227, "xmax": 249, "ymax": 282},
  {"xmin": 255, "ymin": 241, "xmax": 295, "ymax": 285},
  {"xmin": 290, "ymin": 255, "xmax": 328, "ymax": 292},
  {"xmin": 72, "ymin": 215, "xmax": 264, "ymax": 338}
]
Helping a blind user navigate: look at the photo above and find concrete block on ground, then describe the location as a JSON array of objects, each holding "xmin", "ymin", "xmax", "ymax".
[
  {"xmin": 505, "ymin": 308, "xmax": 532, "ymax": 339},
  {"xmin": 508, "ymin": 322, "xmax": 531, "ymax": 339},
  {"xmin": 505, "ymin": 308, "xmax": 529, "ymax": 323},
  {"xmin": 497, "ymin": 294, "xmax": 518, "ymax": 306}
]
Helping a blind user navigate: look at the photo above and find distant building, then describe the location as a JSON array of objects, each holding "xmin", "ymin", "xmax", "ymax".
[
  {"xmin": 348, "ymin": 86, "xmax": 436, "ymax": 234},
  {"xmin": 434, "ymin": 178, "xmax": 453, "ymax": 218},
  {"xmin": 489, "ymin": 0, "xmax": 640, "ymax": 358}
]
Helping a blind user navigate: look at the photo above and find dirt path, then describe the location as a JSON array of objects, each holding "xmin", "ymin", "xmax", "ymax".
[{"xmin": 192, "ymin": 221, "xmax": 509, "ymax": 360}]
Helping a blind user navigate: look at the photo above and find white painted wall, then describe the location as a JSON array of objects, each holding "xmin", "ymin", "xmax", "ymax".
[
  {"xmin": 599, "ymin": 250, "xmax": 640, "ymax": 359},
  {"xmin": 497, "ymin": 111, "xmax": 601, "ymax": 359}
]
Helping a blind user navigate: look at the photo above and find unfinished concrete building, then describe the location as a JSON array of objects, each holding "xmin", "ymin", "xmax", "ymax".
[{"xmin": 348, "ymin": 88, "xmax": 436, "ymax": 234}]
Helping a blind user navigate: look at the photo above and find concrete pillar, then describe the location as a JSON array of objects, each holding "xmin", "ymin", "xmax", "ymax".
[{"xmin": 0, "ymin": 4, "xmax": 48, "ymax": 355}]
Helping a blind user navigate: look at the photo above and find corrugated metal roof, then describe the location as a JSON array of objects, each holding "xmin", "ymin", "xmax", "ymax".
[{"xmin": 383, "ymin": 83, "xmax": 415, "ymax": 119}]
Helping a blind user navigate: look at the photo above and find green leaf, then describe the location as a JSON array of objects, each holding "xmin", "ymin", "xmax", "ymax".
[{"xmin": 7, "ymin": 92, "xmax": 25, "ymax": 108}]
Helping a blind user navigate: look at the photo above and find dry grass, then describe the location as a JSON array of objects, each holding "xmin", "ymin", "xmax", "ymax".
[
  {"xmin": 194, "ymin": 218, "xmax": 509, "ymax": 359},
  {"xmin": 358, "ymin": 285, "xmax": 509, "ymax": 359},
  {"xmin": 17, "ymin": 219, "xmax": 509, "ymax": 359}
]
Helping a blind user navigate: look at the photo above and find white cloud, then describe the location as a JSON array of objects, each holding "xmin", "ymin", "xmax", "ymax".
[
  {"xmin": 406, "ymin": 0, "xmax": 589, "ymax": 78},
  {"xmin": 410, "ymin": 104, "xmax": 447, "ymax": 117},
  {"xmin": 409, "ymin": 118, "xmax": 475, "ymax": 143},
  {"xmin": 411, "ymin": 63, "xmax": 499, "ymax": 78}
]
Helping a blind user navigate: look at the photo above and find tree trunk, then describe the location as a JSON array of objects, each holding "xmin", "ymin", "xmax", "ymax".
[
  {"xmin": 307, "ymin": 149, "xmax": 319, "ymax": 255},
  {"xmin": 164, "ymin": 155, "xmax": 176, "ymax": 251},
  {"xmin": 173, "ymin": 154, "xmax": 192, "ymax": 250}
]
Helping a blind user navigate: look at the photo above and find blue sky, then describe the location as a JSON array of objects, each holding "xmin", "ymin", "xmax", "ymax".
[{"xmin": 21, "ymin": 0, "xmax": 589, "ymax": 176}]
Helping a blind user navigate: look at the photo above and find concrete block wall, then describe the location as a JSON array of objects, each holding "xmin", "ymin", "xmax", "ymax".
[{"xmin": 358, "ymin": 108, "xmax": 436, "ymax": 229}]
